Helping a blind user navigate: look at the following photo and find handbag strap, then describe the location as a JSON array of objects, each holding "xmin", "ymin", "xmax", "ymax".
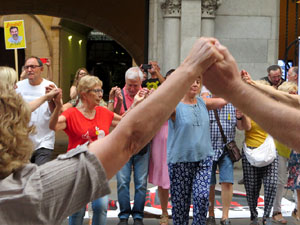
[
  {"xmin": 121, "ymin": 89, "xmax": 128, "ymax": 111},
  {"xmin": 213, "ymin": 110, "xmax": 228, "ymax": 144}
]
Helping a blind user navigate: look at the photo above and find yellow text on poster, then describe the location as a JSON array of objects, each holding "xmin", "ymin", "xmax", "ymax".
[{"xmin": 4, "ymin": 20, "xmax": 26, "ymax": 50}]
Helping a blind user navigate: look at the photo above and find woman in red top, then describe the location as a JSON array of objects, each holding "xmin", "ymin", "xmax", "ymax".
[{"xmin": 50, "ymin": 75, "xmax": 121, "ymax": 225}]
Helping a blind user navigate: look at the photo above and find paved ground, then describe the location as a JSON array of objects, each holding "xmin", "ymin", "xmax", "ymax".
[{"xmin": 55, "ymin": 131, "xmax": 298, "ymax": 225}]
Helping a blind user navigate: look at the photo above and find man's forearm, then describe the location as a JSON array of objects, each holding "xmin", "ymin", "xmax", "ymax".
[
  {"xmin": 156, "ymin": 71, "xmax": 166, "ymax": 84},
  {"xmin": 224, "ymin": 81, "xmax": 300, "ymax": 151}
]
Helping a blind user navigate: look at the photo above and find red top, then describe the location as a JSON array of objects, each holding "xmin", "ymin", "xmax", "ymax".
[{"xmin": 62, "ymin": 106, "xmax": 114, "ymax": 151}]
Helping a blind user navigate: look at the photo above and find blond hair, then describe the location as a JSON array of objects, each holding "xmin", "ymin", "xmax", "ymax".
[
  {"xmin": 255, "ymin": 79, "xmax": 271, "ymax": 86},
  {"xmin": 278, "ymin": 81, "xmax": 298, "ymax": 94},
  {"xmin": 0, "ymin": 83, "xmax": 35, "ymax": 179},
  {"xmin": 73, "ymin": 67, "xmax": 88, "ymax": 86},
  {"xmin": 0, "ymin": 66, "xmax": 18, "ymax": 86},
  {"xmin": 77, "ymin": 75, "xmax": 103, "ymax": 96}
]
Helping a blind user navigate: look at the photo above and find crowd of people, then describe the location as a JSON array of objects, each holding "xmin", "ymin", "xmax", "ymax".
[{"xmin": 1, "ymin": 37, "xmax": 300, "ymax": 225}]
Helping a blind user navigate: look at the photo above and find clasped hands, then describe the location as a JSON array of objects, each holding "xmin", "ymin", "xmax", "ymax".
[{"xmin": 187, "ymin": 37, "xmax": 241, "ymax": 98}]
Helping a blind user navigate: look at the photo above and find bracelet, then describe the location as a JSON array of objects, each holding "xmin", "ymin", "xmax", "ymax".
[
  {"xmin": 108, "ymin": 99, "xmax": 114, "ymax": 103},
  {"xmin": 236, "ymin": 116, "xmax": 243, "ymax": 120}
]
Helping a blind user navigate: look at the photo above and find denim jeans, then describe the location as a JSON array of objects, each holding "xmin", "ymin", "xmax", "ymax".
[
  {"xmin": 117, "ymin": 145, "xmax": 150, "ymax": 220},
  {"xmin": 68, "ymin": 195, "xmax": 108, "ymax": 225}
]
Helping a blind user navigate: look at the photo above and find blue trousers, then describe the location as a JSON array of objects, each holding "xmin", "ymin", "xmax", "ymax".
[
  {"xmin": 168, "ymin": 157, "xmax": 212, "ymax": 225},
  {"xmin": 68, "ymin": 195, "xmax": 108, "ymax": 225},
  {"xmin": 116, "ymin": 147, "xmax": 150, "ymax": 220}
]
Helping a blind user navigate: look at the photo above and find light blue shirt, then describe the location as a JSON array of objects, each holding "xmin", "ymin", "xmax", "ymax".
[
  {"xmin": 8, "ymin": 36, "xmax": 22, "ymax": 44},
  {"xmin": 167, "ymin": 97, "xmax": 214, "ymax": 164}
]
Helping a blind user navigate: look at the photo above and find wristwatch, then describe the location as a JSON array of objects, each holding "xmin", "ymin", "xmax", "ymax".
[{"xmin": 108, "ymin": 99, "xmax": 114, "ymax": 103}]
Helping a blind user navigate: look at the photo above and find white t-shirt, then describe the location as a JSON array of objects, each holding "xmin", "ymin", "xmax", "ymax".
[{"xmin": 16, "ymin": 79, "xmax": 56, "ymax": 150}]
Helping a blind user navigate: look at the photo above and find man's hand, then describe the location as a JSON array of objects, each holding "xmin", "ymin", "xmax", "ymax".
[
  {"xmin": 236, "ymin": 108, "xmax": 244, "ymax": 119},
  {"xmin": 53, "ymin": 89, "xmax": 63, "ymax": 107},
  {"xmin": 45, "ymin": 58, "xmax": 51, "ymax": 67},
  {"xmin": 132, "ymin": 89, "xmax": 149, "ymax": 107},
  {"xmin": 202, "ymin": 41, "xmax": 240, "ymax": 98},
  {"xmin": 45, "ymin": 88, "xmax": 60, "ymax": 101},
  {"xmin": 181, "ymin": 38, "xmax": 224, "ymax": 80},
  {"xmin": 241, "ymin": 70, "xmax": 255, "ymax": 85},
  {"xmin": 148, "ymin": 61, "xmax": 160, "ymax": 76},
  {"xmin": 45, "ymin": 84, "xmax": 56, "ymax": 94}
]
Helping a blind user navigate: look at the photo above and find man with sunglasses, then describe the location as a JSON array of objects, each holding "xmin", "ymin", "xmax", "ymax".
[{"xmin": 16, "ymin": 56, "xmax": 57, "ymax": 165}]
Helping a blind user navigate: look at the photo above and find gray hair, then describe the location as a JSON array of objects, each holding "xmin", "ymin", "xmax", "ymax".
[{"xmin": 125, "ymin": 67, "xmax": 143, "ymax": 81}]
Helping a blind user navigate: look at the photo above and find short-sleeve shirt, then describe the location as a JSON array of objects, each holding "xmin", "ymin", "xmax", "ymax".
[
  {"xmin": 209, "ymin": 103, "xmax": 237, "ymax": 161},
  {"xmin": 16, "ymin": 78, "xmax": 57, "ymax": 150},
  {"xmin": 142, "ymin": 78, "xmax": 161, "ymax": 90},
  {"xmin": 62, "ymin": 106, "xmax": 114, "ymax": 151}
]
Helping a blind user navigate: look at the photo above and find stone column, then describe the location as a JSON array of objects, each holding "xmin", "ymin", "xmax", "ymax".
[
  {"xmin": 201, "ymin": 0, "xmax": 222, "ymax": 37},
  {"xmin": 161, "ymin": 0, "xmax": 181, "ymax": 75}
]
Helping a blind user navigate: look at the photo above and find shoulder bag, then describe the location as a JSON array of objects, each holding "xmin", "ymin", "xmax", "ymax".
[{"xmin": 213, "ymin": 110, "xmax": 241, "ymax": 163}]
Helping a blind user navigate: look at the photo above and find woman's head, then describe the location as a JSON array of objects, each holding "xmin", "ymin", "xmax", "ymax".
[
  {"xmin": 73, "ymin": 67, "xmax": 88, "ymax": 86},
  {"xmin": 78, "ymin": 75, "xmax": 104, "ymax": 106},
  {"xmin": 188, "ymin": 76, "xmax": 202, "ymax": 96},
  {"xmin": 0, "ymin": 83, "xmax": 35, "ymax": 179},
  {"xmin": 0, "ymin": 66, "xmax": 18, "ymax": 88}
]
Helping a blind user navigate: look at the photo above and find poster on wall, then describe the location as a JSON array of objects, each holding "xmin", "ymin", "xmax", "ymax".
[{"xmin": 4, "ymin": 20, "xmax": 26, "ymax": 50}]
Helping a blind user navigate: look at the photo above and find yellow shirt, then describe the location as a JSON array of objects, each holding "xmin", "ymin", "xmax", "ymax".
[
  {"xmin": 274, "ymin": 139, "xmax": 291, "ymax": 158},
  {"xmin": 245, "ymin": 120, "xmax": 267, "ymax": 148}
]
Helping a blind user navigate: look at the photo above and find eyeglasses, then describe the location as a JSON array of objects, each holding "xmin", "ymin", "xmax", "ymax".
[
  {"xmin": 89, "ymin": 89, "xmax": 103, "ymax": 94},
  {"xmin": 24, "ymin": 65, "xmax": 41, "ymax": 70}
]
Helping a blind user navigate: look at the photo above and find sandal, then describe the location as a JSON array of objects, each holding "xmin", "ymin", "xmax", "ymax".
[
  {"xmin": 159, "ymin": 214, "xmax": 169, "ymax": 225},
  {"xmin": 272, "ymin": 211, "xmax": 287, "ymax": 224}
]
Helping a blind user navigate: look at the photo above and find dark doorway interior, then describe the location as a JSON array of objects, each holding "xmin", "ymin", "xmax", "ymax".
[
  {"xmin": 87, "ymin": 34, "xmax": 132, "ymax": 101},
  {"xmin": 0, "ymin": 28, "xmax": 25, "ymax": 77}
]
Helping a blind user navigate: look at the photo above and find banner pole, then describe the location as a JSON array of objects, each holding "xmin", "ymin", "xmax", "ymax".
[{"xmin": 14, "ymin": 48, "xmax": 19, "ymax": 79}]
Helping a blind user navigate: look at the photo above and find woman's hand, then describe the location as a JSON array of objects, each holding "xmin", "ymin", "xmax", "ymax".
[{"xmin": 241, "ymin": 70, "xmax": 255, "ymax": 85}]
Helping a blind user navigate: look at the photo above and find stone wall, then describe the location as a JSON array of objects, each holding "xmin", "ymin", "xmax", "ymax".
[{"xmin": 149, "ymin": 0, "xmax": 280, "ymax": 79}]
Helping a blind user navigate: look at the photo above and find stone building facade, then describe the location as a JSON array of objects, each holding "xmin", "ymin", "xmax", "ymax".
[{"xmin": 0, "ymin": 0, "xmax": 282, "ymax": 95}]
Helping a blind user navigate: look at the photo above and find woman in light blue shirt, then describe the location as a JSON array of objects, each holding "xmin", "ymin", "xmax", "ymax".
[{"xmin": 167, "ymin": 77, "xmax": 225, "ymax": 225}]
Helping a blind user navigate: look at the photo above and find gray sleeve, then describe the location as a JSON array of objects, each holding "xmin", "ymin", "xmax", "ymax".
[{"xmin": 38, "ymin": 144, "xmax": 111, "ymax": 224}]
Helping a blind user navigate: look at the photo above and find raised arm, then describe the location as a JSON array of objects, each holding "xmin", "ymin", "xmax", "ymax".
[
  {"xmin": 113, "ymin": 88, "xmax": 123, "ymax": 115},
  {"xmin": 88, "ymin": 37, "xmax": 224, "ymax": 179},
  {"xmin": 242, "ymin": 70, "xmax": 300, "ymax": 108},
  {"xmin": 149, "ymin": 61, "xmax": 165, "ymax": 84},
  {"xmin": 45, "ymin": 58, "xmax": 53, "ymax": 81},
  {"xmin": 202, "ymin": 42, "xmax": 300, "ymax": 152},
  {"xmin": 49, "ymin": 90, "xmax": 67, "ymax": 131},
  {"xmin": 29, "ymin": 87, "xmax": 59, "ymax": 112},
  {"xmin": 70, "ymin": 85, "xmax": 77, "ymax": 100},
  {"xmin": 236, "ymin": 109, "xmax": 251, "ymax": 131},
  {"xmin": 203, "ymin": 96, "xmax": 228, "ymax": 110}
]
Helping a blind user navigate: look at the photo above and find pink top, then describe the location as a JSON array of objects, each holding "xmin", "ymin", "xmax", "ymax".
[{"xmin": 114, "ymin": 86, "xmax": 141, "ymax": 115}]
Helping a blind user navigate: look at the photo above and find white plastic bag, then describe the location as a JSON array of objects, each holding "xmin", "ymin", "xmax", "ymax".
[{"xmin": 243, "ymin": 135, "xmax": 276, "ymax": 167}]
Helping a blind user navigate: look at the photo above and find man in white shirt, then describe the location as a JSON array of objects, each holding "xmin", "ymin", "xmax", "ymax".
[{"xmin": 16, "ymin": 56, "xmax": 57, "ymax": 165}]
